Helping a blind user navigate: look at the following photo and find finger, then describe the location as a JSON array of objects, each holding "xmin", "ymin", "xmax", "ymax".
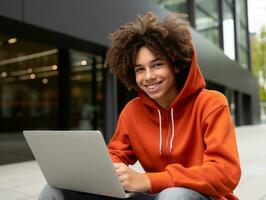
[
  {"xmin": 113, "ymin": 163, "xmax": 125, "ymax": 169},
  {"xmin": 116, "ymin": 172, "xmax": 128, "ymax": 186},
  {"xmin": 114, "ymin": 163, "xmax": 128, "ymax": 174},
  {"xmin": 115, "ymin": 168, "xmax": 124, "ymax": 176},
  {"xmin": 115, "ymin": 166, "xmax": 125, "ymax": 176}
]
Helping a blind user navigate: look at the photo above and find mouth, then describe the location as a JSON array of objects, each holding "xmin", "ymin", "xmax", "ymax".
[{"xmin": 145, "ymin": 81, "xmax": 162, "ymax": 91}]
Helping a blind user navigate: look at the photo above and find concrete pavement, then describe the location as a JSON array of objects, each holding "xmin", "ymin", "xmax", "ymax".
[
  {"xmin": 0, "ymin": 124, "xmax": 266, "ymax": 200},
  {"xmin": 234, "ymin": 125, "xmax": 266, "ymax": 200}
]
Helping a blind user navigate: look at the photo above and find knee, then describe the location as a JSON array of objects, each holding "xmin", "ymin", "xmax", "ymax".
[
  {"xmin": 155, "ymin": 187, "xmax": 202, "ymax": 200},
  {"xmin": 38, "ymin": 184, "xmax": 64, "ymax": 200}
]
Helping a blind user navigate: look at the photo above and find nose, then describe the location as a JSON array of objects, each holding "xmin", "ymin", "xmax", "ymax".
[{"xmin": 144, "ymin": 68, "xmax": 156, "ymax": 81}]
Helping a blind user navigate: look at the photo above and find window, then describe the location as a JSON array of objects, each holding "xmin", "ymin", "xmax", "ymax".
[
  {"xmin": 239, "ymin": 47, "xmax": 248, "ymax": 69},
  {"xmin": 236, "ymin": 0, "xmax": 249, "ymax": 69},
  {"xmin": 225, "ymin": 88, "xmax": 236, "ymax": 124},
  {"xmin": 239, "ymin": 0, "xmax": 247, "ymax": 26},
  {"xmin": 195, "ymin": 0, "xmax": 220, "ymax": 47},
  {"xmin": 70, "ymin": 50, "xmax": 104, "ymax": 131},
  {"xmin": 153, "ymin": 0, "xmax": 188, "ymax": 13},
  {"xmin": 0, "ymin": 33, "xmax": 58, "ymax": 132},
  {"xmin": 223, "ymin": 0, "xmax": 236, "ymax": 59}
]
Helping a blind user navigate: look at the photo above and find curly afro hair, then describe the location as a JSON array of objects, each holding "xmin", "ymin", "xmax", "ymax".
[{"xmin": 105, "ymin": 12, "xmax": 193, "ymax": 91}]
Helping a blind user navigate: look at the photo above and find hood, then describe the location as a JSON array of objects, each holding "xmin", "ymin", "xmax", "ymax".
[
  {"xmin": 138, "ymin": 47, "xmax": 206, "ymax": 111},
  {"xmin": 137, "ymin": 47, "xmax": 206, "ymax": 155}
]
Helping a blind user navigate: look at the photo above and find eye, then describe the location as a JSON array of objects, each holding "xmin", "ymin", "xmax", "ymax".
[
  {"xmin": 134, "ymin": 66, "xmax": 144, "ymax": 73},
  {"xmin": 154, "ymin": 62, "xmax": 163, "ymax": 68}
]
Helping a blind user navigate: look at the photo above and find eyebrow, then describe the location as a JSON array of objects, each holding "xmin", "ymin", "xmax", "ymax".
[{"xmin": 134, "ymin": 58, "xmax": 162, "ymax": 67}]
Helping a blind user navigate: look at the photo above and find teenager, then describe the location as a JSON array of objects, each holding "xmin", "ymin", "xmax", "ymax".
[{"xmin": 39, "ymin": 12, "xmax": 241, "ymax": 200}]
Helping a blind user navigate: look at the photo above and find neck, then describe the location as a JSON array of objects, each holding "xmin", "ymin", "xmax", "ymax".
[{"xmin": 156, "ymin": 89, "xmax": 179, "ymax": 109}]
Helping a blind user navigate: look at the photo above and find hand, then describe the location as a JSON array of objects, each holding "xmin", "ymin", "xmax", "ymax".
[{"xmin": 114, "ymin": 163, "xmax": 151, "ymax": 192}]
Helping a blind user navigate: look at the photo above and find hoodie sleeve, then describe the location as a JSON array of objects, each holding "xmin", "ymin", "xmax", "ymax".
[
  {"xmin": 146, "ymin": 105, "xmax": 241, "ymax": 197},
  {"xmin": 108, "ymin": 113, "xmax": 137, "ymax": 165}
]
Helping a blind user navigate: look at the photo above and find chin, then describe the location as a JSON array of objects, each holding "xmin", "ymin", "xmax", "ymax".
[{"xmin": 147, "ymin": 94, "xmax": 161, "ymax": 101}]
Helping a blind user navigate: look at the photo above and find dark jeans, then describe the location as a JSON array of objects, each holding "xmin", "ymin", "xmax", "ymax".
[
  {"xmin": 39, "ymin": 184, "xmax": 213, "ymax": 200},
  {"xmin": 63, "ymin": 190, "xmax": 155, "ymax": 200}
]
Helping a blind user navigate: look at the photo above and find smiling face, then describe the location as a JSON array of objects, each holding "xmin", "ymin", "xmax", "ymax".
[{"xmin": 134, "ymin": 47, "xmax": 179, "ymax": 109}]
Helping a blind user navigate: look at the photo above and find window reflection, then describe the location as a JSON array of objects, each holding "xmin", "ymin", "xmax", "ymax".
[
  {"xmin": 225, "ymin": 88, "xmax": 236, "ymax": 124},
  {"xmin": 238, "ymin": 0, "xmax": 247, "ymax": 26},
  {"xmin": 0, "ymin": 33, "xmax": 58, "ymax": 132},
  {"xmin": 239, "ymin": 25, "xmax": 248, "ymax": 49},
  {"xmin": 195, "ymin": 0, "xmax": 220, "ymax": 47},
  {"xmin": 236, "ymin": 0, "xmax": 249, "ymax": 69},
  {"xmin": 70, "ymin": 50, "xmax": 104, "ymax": 131},
  {"xmin": 223, "ymin": 0, "xmax": 235, "ymax": 60},
  {"xmin": 239, "ymin": 48, "xmax": 248, "ymax": 69},
  {"xmin": 153, "ymin": 0, "xmax": 188, "ymax": 13},
  {"xmin": 196, "ymin": 0, "xmax": 219, "ymax": 19}
]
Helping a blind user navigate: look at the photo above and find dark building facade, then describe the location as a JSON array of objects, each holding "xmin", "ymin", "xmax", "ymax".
[{"xmin": 0, "ymin": 0, "xmax": 260, "ymax": 164}]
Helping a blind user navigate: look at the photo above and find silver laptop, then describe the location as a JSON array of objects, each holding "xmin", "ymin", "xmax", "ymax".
[{"xmin": 23, "ymin": 130, "xmax": 134, "ymax": 198}]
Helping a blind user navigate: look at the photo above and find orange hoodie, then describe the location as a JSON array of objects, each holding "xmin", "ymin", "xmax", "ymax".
[{"xmin": 108, "ymin": 49, "xmax": 241, "ymax": 199}]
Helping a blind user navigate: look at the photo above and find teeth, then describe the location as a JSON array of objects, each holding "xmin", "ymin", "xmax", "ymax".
[{"xmin": 147, "ymin": 83, "xmax": 159, "ymax": 89}]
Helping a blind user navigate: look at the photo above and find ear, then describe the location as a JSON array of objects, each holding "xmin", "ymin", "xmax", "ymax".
[{"xmin": 174, "ymin": 67, "xmax": 180, "ymax": 73}]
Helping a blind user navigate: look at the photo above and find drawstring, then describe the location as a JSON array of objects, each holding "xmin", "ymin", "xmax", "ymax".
[
  {"xmin": 170, "ymin": 108, "xmax": 175, "ymax": 154},
  {"xmin": 157, "ymin": 109, "xmax": 162, "ymax": 155},
  {"xmin": 157, "ymin": 108, "xmax": 175, "ymax": 155}
]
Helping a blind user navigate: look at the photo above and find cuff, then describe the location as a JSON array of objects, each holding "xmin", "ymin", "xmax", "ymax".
[{"xmin": 145, "ymin": 171, "xmax": 174, "ymax": 193}]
